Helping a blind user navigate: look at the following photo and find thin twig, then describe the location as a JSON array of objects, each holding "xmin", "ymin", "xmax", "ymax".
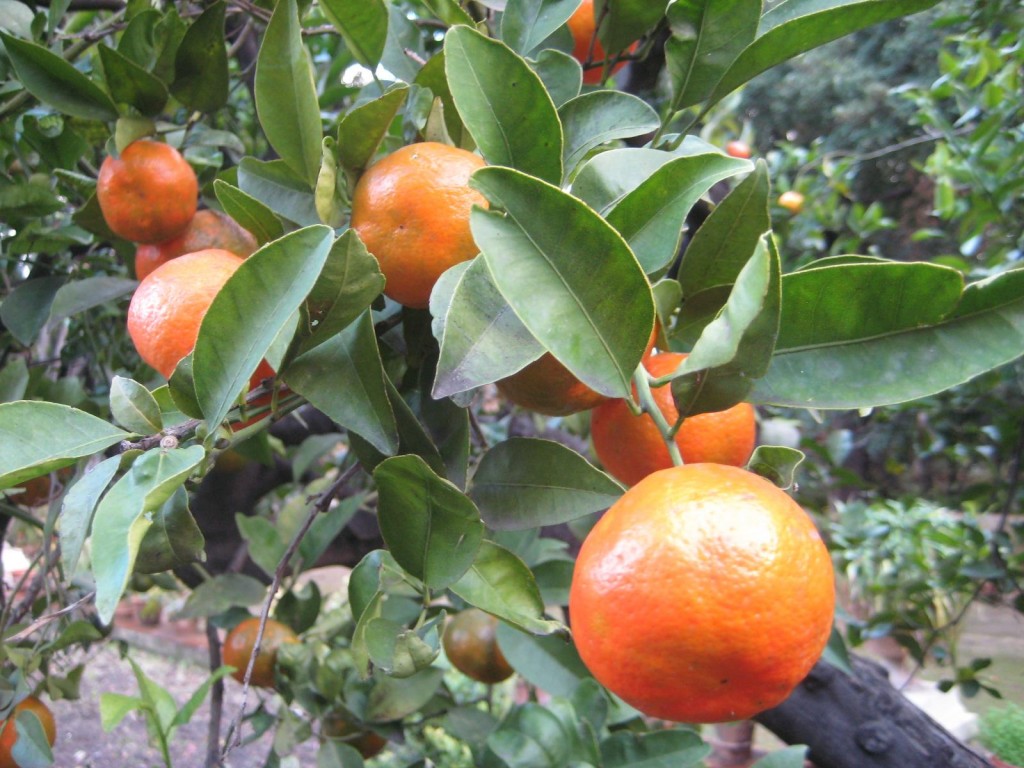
[
  {"xmin": 4, "ymin": 592, "xmax": 96, "ymax": 643},
  {"xmin": 205, "ymin": 622, "xmax": 225, "ymax": 768}
]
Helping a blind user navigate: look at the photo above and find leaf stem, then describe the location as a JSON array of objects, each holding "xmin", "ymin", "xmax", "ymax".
[{"xmin": 632, "ymin": 365, "xmax": 683, "ymax": 466}]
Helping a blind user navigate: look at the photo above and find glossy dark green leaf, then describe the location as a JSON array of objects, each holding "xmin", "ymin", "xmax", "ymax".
[
  {"xmin": 365, "ymin": 668, "xmax": 445, "ymax": 722},
  {"xmin": 495, "ymin": 622, "xmax": 589, "ymax": 698},
  {"xmin": 0, "ymin": 402, "xmax": 126, "ymax": 489},
  {"xmin": 336, "ymin": 84, "xmax": 409, "ymax": 172},
  {"xmin": 598, "ymin": 0, "xmax": 670, "ymax": 54},
  {"xmin": 529, "ymin": 48, "xmax": 582, "ymax": 108},
  {"xmin": 117, "ymin": 9, "xmax": 161, "ymax": 68},
  {"xmin": 49, "ymin": 276, "xmax": 136, "ymax": 322},
  {"xmin": 177, "ymin": 573, "xmax": 267, "ymax": 619},
  {"xmin": 417, "ymin": 360, "xmax": 471, "ymax": 490},
  {"xmin": 319, "ymin": 0, "xmax": 388, "ymax": 68},
  {"xmin": 488, "ymin": 704, "xmax": 571, "ymax": 767},
  {"xmin": 193, "ymin": 225, "xmax": 333, "ymax": 428},
  {"xmin": 109, "ymin": 376, "xmax": 162, "ymax": 434},
  {"xmin": 665, "ymin": 0, "xmax": 760, "ymax": 112},
  {"xmin": 284, "ymin": 311, "xmax": 398, "ymax": 455},
  {"xmin": 747, "ymin": 445, "xmax": 804, "ymax": 490},
  {"xmin": 0, "ymin": 32, "xmax": 117, "ymax": 121},
  {"xmin": 0, "ymin": 276, "xmax": 64, "ymax": 345},
  {"xmin": 471, "ymin": 166, "xmax": 654, "ymax": 399},
  {"xmin": 348, "ymin": 377, "xmax": 446, "ymax": 475},
  {"xmin": 91, "ymin": 445, "xmax": 205, "ymax": 622},
  {"xmin": 213, "ymin": 179, "xmax": 285, "ymax": 245},
  {"xmin": 133, "ymin": 486, "xmax": 205, "ymax": 573},
  {"xmin": 601, "ymin": 729, "xmax": 710, "ymax": 768},
  {"xmin": 237, "ymin": 158, "xmax": 319, "ymax": 226},
  {"xmin": 445, "ymin": 25, "xmax": 563, "ymax": 184},
  {"xmin": 502, "ymin": 0, "xmax": 581, "ymax": 55},
  {"xmin": 255, "ymin": 0, "xmax": 323, "ymax": 186},
  {"xmin": 559, "ymin": 91, "xmax": 659, "ymax": 179},
  {"xmin": 752, "ymin": 264, "xmax": 1024, "ymax": 409},
  {"xmin": 59, "ymin": 455, "xmax": 120, "ymax": 577},
  {"xmin": 430, "ymin": 258, "xmax": 544, "ymax": 399},
  {"xmin": 0, "ymin": 183, "xmax": 63, "ymax": 218},
  {"xmin": 374, "ymin": 454, "xmax": 484, "ymax": 589},
  {"xmin": 677, "ymin": 160, "xmax": 771, "ymax": 297},
  {"xmin": 706, "ymin": 0, "xmax": 942, "ymax": 109},
  {"xmin": 170, "ymin": 1, "xmax": 227, "ymax": 112},
  {"xmin": 470, "ymin": 438, "xmax": 623, "ymax": 530},
  {"xmin": 97, "ymin": 43, "xmax": 168, "ymax": 116},
  {"xmin": 607, "ymin": 152, "xmax": 751, "ymax": 275},
  {"xmin": 451, "ymin": 540, "xmax": 565, "ymax": 636},
  {"xmin": 349, "ymin": 549, "xmax": 422, "ymax": 623}
]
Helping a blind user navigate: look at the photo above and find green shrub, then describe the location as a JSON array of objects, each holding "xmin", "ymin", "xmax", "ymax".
[{"xmin": 980, "ymin": 703, "xmax": 1024, "ymax": 765}]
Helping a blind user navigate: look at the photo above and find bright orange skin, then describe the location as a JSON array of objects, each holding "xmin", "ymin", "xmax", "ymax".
[
  {"xmin": 568, "ymin": 0, "xmax": 635, "ymax": 85},
  {"xmin": 0, "ymin": 696, "xmax": 57, "ymax": 768},
  {"xmin": 97, "ymin": 140, "xmax": 198, "ymax": 243},
  {"xmin": 726, "ymin": 141, "xmax": 753, "ymax": 159},
  {"xmin": 323, "ymin": 716, "xmax": 387, "ymax": 759},
  {"xmin": 135, "ymin": 210, "xmax": 258, "ymax": 281},
  {"xmin": 222, "ymin": 617, "xmax": 298, "ymax": 688},
  {"xmin": 591, "ymin": 352, "xmax": 757, "ymax": 486},
  {"xmin": 443, "ymin": 608, "xmax": 515, "ymax": 684},
  {"xmin": 778, "ymin": 190, "xmax": 805, "ymax": 214},
  {"xmin": 570, "ymin": 463, "xmax": 835, "ymax": 723},
  {"xmin": 351, "ymin": 142, "xmax": 487, "ymax": 309}
]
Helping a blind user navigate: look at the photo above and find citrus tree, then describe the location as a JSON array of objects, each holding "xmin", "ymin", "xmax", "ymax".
[{"xmin": 1, "ymin": 1, "xmax": 1021, "ymax": 767}]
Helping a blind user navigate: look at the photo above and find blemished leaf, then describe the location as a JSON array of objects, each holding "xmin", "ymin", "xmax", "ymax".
[
  {"xmin": 336, "ymin": 84, "xmax": 409, "ymax": 173},
  {"xmin": 752, "ymin": 263, "xmax": 1024, "ymax": 409},
  {"xmin": 0, "ymin": 276, "xmax": 65, "ymax": 345},
  {"xmin": 237, "ymin": 157, "xmax": 320, "ymax": 226},
  {"xmin": 319, "ymin": 0, "xmax": 388, "ymax": 68},
  {"xmin": 470, "ymin": 438, "xmax": 623, "ymax": 530},
  {"xmin": 751, "ymin": 745, "xmax": 810, "ymax": 768},
  {"xmin": 49, "ymin": 277, "xmax": 136, "ymax": 323},
  {"xmin": 59, "ymin": 456, "xmax": 120, "ymax": 577},
  {"xmin": 193, "ymin": 225, "xmax": 333, "ymax": 429},
  {"xmin": 91, "ymin": 445, "xmax": 205, "ymax": 623},
  {"xmin": 665, "ymin": 0, "xmax": 760, "ymax": 113},
  {"xmin": 176, "ymin": 573, "xmax": 267, "ymax": 619},
  {"xmin": 445, "ymin": 25, "xmax": 563, "ymax": 185},
  {"xmin": 374, "ymin": 455, "xmax": 484, "ymax": 589},
  {"xmin": 0, "ymin": 402, "xmax": 127, "ymax": 489},
  {"xmin": 559, "ymin": 91, "xmax": 660, "ymax": 179},
  {"xmin": 134, "ymin": 487, "xmax": 205, "ymax": 573},
  {"xmin": 213, "ymin": 180, "xmax": 285, "ymax": 245},
  {"xmin": 601, "ymin": 729, "xmax": 710, "ymax": 768},
  {"xmin": 746, "ymin": 445, "xmax": 804, "ymax": 490},
  {"xmin": 495, "ymin": 622, "xmax": 590, "ymax": 698},
  {"xmin": 529, "ymin": 48, "xmax": 582, "ymax": 108},
  {"xmin": 502, "ymin": 0, "xmax": 581, "ymax": 55},
  {"xmin": 97, "ymin": 44, "xmax": 168, "ymax": 116},
  {"xmin": 365, "ymin": 668, "xmax": 446, "ymax": 723},
  {"xmin": 706, "ymin": 0, "xmax": 942, "ymax": 110},
  {"xmin": 255, "ymin": 0, "xmax": 323, "ymax": 186},
  {"xmin": 471, "ymin": 166, "xmax": 655, "ymax": 399},
  {"xmin": 0, "ymin": 32, "xmax": 118, "ymax": 121},
  {"xmin": 284, "ymin": 311, "xmax": 398, "ymax": 455},
  {"xmin": 430, "ymin": 258, "xmax": 544, "ymax": 399},
  {"xmin": 451, "ymin": 541, "xmax": 566, "ymax": 636},
  {"xmin": 109, "ymin": 376, "xmax": 163, "ymax": 434},
  {"xmin": 170, "ymin": 1, "xmax": 228, "ymax": 112}
]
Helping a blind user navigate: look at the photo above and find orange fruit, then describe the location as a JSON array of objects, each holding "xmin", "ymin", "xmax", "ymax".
[
  {"xmin": 590, "ymin": 352, "xmax": 756, "ymax": 486},
  {"xmin": 442, "ymin": 608, "xmax": 515, "ymax": 684},
  {"xmin": 568, "ymin": 0, "xmax": 636, "ymax": 85},
  {"xmin": 778, "ymin": 190, "xmax": 805, "ymax": 214},
  {"xmin": 97, "ymin": 139, "xmax": 198, "ymax": 243},
  {"xmin": 569, "ymin": 463, "xmax": 835, "ymax": 723},
  {"xmin": 0, "ymin": 696, "xmax": 57, "ymax": 768},
  {"xmin": 323, "ymin": 715, "xmax": 387, "ymax": 759},
  {"xmin": 350, "ymin": 142, "xmax": 487, "ymax": 309},
  {"xmin": 222, "ymin": 617, "xmax": 298, "ymax": 688},
  {"xmin": 135, "ymin": 209, "xmax": 258, "ymax": 281},
  {"xmin": 726, "ymin": 140, "xmax": 753, "ymax": 159}
]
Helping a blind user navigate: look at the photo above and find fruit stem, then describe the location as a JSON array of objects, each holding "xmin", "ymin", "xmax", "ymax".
[{"xmin": 631, "ymin": 366, "xmax": 684, "ymax": 467}]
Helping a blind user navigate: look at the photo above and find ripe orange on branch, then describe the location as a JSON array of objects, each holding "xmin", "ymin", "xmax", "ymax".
[
  {"xmin": 0, "ymin": 696, "xmax": 57, "ymax": 768},
  {"xmin": 351, "ymin": 142, "xmax": 487, "ymax": 309},
  {"xmin": 97, "ymin": 139, "xmax": 198, "ymax": 244},
  {"xmin": 569, "ymin": 463, "xmax": 835, "ymax": 723},
  {"xmin": 568, "ymin": 0, "xmax": 636, "ymax": 84},
  {"xmin": 135, "ymin": 209, "xmax": 258, "ymax": 281},
  {"xmin": 590, "ymin": 351, "xmax": 756, "ymax": 486},
  {"xmin": 222, "ymin": 617, "xmax": 299, "ymax": 688}
]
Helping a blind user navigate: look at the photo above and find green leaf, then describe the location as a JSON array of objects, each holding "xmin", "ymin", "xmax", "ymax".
[
  {"xmin": 430, "ymin": 257, "xmax": 544, "ymax": 399},
  {"xmin": 336, "ymin": 84, "xmax": 409, "ymax": 173},
  {"xmin": 598, "ymin": 0, "xmax": 670, "ymax": 54},
  {"xmin": 134, "ymin": 487, "xmax": 206, "ymax": 573},
  {"xmin": 49, "ymin": 276, "xmax": 136, "ymax": 322},
  {"xmin": 255, "ymin": 0, "xmax": 324, "ymax": 186},
  {"xmin": 97, "ymin": 43, "xmax": 168, "ymax": 116},
  {"xmin": 706, "ymin": 0, "xmax": 942, "ymax": 109},
  {"xmin": 100, "ymin": 693, "xmax": 145, "ymax": 731},
  {"xmin": 9, "ymin": 706, "xmax": 55, "ymax": 767},
  {"xmin": 237, "ymin": 157, "xmax": 319, "ymax": 226},
  {"xmin": 502, "ymin": 0, "xmax": 581, "ymax": 55},
  {"xmin": 315, "ymin": 136, "xmax": 346, "ymax": 228},
  {"xmin": 0, "ymin": 0, "xmax": 34, "ymax": 38},
  {"xmin": 752, "ymin": 264, "xmax": 1024, "ymax": 409},
  {"xmin": 451, "ymin": 540, "xmax": 565, "ymax": 636},
  {"xmin": 0, "ymin": 32, "xmax": 117, "ymax": 121},
  {"xmin": 471, "ymin": 166, "xmax": 655, "ymax": 399},
  {"xmin": 529, "ymin": 48, "xmax": 582, "ymax": 108},
  {"xmin": 213, "ymin": 179, "xmax": 285, "ymax": 245},
  {"xmin": 59, "ymin": 456, "xmax": 120, "ymax": 577},
  {"xmin": 170, "ymin": 667, "xmax": 236, "ymax": 730},
  {"xmin": 365, "ymin": 668, "xmax": 445, "ymax": 722},
  {"xmin": 751, "ymin": 745, "xmax": 810, "ymax": 768},
  {"xmin": 470, "ymin": 438, "xmax": 623, "ymax": 530},
  {"xmin": 177, "ymin": 573, "xmax": 267, "ymax": 619},
  {"xmin": 91, "ymin": 445, "xmax": 205, "ymax": 623},
  {"xmin": 0, "ymin": 183, "xmax": 63, "ymax": 219},
  {"xmin": 417, "ymin": 358, "xmax": 471, "ymax": 489},
  {"xmin": 0, "ymin": 359, "xmax": 29, "ymax": 403},
  {"xmin": 366, "ymin": 617, "xmax": 440, "ymax": 678},
  {"xmin": 379, "ymin": 4, "xmax": 423, "ymax": 84},
  {"xmin": 373, "ymin": 454, "xmax": 484, "ymax": 589},
  {"xmin": 193, "ymin": 225, "xmax": 333, "ymax": 428},
  {"xmin": 0, "ymin": 402, "xmax": 126, "ymax": 489},
  {"xmin": 319, "ymin": 0, "xmax": 388, "ymax": 68},
  {"xmin": 665, "ymin": 0, "xmax": 760, "ymax": 112},
  {"xmin": 495, "ymin": 622, "xmax": 589, "ymax": 698},
  {"xmin": 284, "ymin": 310, "xmax": 398, "ymax": 455},
  {"xmin": 0, "ymin": 276, "xmax": 64, "ymax": 345},
  {"xmin": 746, "ymin": 445, "xmax": 804, "ymax": 490},
  {"xmin": 559, "ymin": 91, "xmax": 659, "ymax": 179},
  {"xmin": 170, "ymin": 1, "xmax": 228, "ymax": 112},
  {"xmin": 415, "ymin": 53, "xmax": 470, "ymax": 150},
  {"xmin": 117, "ymin": 9, "xmax": 162, "ymax": 68},
  {"xmin": 600, "ymin": 729, "xmax": 710, "ymax": 768},
  {"xmin": 109, "ymin": 376, "xmax": 163, "ymax": 434},
  {"xmin": 445, "ymin": 25, "xmax": 563, "ymax": 184},
  {"xmin": 488, "ymin": 704, "xmax": 571, "ymax": 767}
]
